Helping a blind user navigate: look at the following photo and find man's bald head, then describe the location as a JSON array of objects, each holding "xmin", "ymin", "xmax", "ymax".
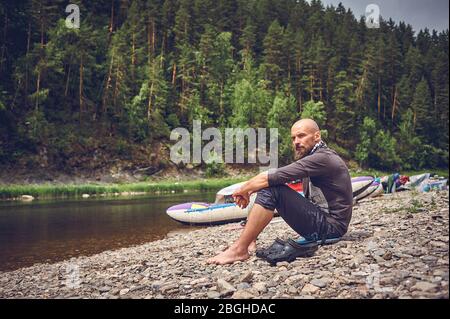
[
  {"xmin": 290, "ymin": 119, "xmax": 322, "ymax": 159},
  {"xmin": 291, "ymin": 119, "xmax": 320, "ymax": 134}
]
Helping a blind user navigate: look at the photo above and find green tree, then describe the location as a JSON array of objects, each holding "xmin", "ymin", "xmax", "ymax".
[
  {"xmin": 411, "ymin": 79, "xmax": 433, "ymax": 143},
  {"xmin": 267, "ymin": 91, "xmax": 297, "ymax": 162},
  {"xmin": 355, "ymin": 117, "xmax": 376, "ymax": 167},
  {"xmin": 332, "ymin": 71, "xmax": 356, "ymax": 145},
  {"xmin": 261, "ymin": 20, "xmax": 285, "ymax": 90},
  {"xmin": 301, "ymin": 100, "xmax": 328, "ymax": 139}
]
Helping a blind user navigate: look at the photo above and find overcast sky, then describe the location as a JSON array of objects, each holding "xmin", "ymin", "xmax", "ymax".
[{"xmin": 317, "ymin": 0, "xmax": 449, "ymax": 33}]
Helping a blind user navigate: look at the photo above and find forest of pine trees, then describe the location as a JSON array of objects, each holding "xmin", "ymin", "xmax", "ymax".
[{"xmin": 0, "ymin": 0, "xmax": 448, "ymax": 173}]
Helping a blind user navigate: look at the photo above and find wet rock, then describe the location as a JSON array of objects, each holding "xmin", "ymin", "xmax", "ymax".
[{"xmin": 20, "ymin": 195, "xmax": 34, "ymax": 201}]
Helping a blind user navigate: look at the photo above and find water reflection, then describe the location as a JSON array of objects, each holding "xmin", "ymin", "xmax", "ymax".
[{"xmin": 0, "ymin": 192, "xmax": 215, "ymax": 271}]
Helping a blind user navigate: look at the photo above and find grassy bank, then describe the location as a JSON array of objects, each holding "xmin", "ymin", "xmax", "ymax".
[
  {"xmin": 1, "ymin": 169, "xmax": 447, "ymax": 200},
  {"xmin": 0, "ymin": 177, "xmax": 248, "ymax": 200}
]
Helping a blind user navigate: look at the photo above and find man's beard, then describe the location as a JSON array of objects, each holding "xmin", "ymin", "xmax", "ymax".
[{"xmin": 294, "ymin": 146, "xmax": 310, "ymax": 160}]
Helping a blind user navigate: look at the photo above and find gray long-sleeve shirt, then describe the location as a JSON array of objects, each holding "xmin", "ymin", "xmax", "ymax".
[{"xmin": 268, "ymin": 147, "xmax": 353, "ymax": 234}]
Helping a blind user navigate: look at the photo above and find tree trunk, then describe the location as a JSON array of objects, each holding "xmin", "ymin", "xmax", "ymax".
[
  {"xmin": 147, "ymin": 20, "xmax": 152, "ymax": 66},
  {"xmin": 152, "ymin": 19, "xmax": 156, "ymax": 55},
  {"xmin": 35, "ymin": 17, "xmax": 45, "ymax": 112},
  {"xmin": 131, "ymin": 32, "xmax": 136, "ymax": 80},
  {"xmin": 79, "ymin": 55, "xmax": 84, "ymax": 123},
  {"xmin": 296, "ymin": 54, "xmax": 303, "ymax": 113},
  {"xmin": 35, "ymin": 71, "xmax": 41, "ymax": 111},
  {"xmin": 309, "ymin": 71, "xmax": 314, "ymax": 101},
  {"xmin": 162, "ymin": 33, "xmax": 166, "ymax": 58},
  {"xmin": 103, "ymin": 52, "xmax": 114, "ymax": 113},
  {"xmin": 319, "ymin": 77, "xmax": 323, "ymax": 101},
  {"xmin": 147, "ymin": 81, "xmax": 154, "ymax": 121},
  {"xmin": 391, "ymin": 85, "xmax": 398, "ymax": 121},
  {"xmin": 113, "ymin": 65, "xmax": 119, "ymax": 109},
  {"xmin": 377, "ymin": 76, "xmax": 381, "ymax": 118},
  {"xmin": 287, "ymin": 57, "xmax": 292, "ymax": 93},
  {"xmin": 0, "ymin": 10, "xmax": 7, "ymax": 75},
  {"xmin": 172, "ymin": 63, "xmax": 176, "ymax": 85},
  {"xmin": 161, "ymin": 34, "xmax": 166, "ymax": 60},
  {"xmin": 219, "ymin": 82, "xmax": 224, "ymax": 114},
  {"xmin": 25, "ymin": 22, "xmax": 31, "ymax": 96},
  {"xmin": 108, "ymin": 0, "xmax": 114, "ymax": 43},
  {"xmin": 65, "ymin": 64, "xmax": 71, "ymax": 97}
]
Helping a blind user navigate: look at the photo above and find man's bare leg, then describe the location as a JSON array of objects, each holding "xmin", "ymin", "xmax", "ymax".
[{"xmin": 206, "ymin": 204, "xmax": 274, "ymax": 265}]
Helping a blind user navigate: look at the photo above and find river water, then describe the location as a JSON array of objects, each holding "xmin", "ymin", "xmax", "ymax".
[{"xmin": 0, "ymin": 192, "xmax": 216, "ymax": 272}]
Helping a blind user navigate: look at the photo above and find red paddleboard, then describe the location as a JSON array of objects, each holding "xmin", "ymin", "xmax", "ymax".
[{"xmin": 287, "ymin": 181, "xmax": 303, "ymax": 195}]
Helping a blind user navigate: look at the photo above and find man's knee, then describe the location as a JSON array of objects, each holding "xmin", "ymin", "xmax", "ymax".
[{"xmin": 254, "ymin": 185, "xmax": 288, "ymax": 211}]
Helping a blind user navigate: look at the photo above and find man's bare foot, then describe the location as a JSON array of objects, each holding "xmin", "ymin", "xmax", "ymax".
[
  {"xmin": 217, "ymin": 240, "xmax": 256, "ymax": 254},
  {"xmin": 206, "ymin": 246, "xmax": 250, "ymax": 265}
]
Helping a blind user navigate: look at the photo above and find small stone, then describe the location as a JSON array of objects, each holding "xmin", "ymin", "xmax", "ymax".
[
  {"xmin": 160, "ymin": 283, "xmax": 178, "ymax": 293},
  {"xmin": 236, "ymin": 282, "xmax": 251, "ymax": 290},
  {"xmin": 217, "ymin": 279, "xmax": 236, "ymax": 292},
  {"xmin": 382, "ymin": 251, "xmax": 393, "ymax": 261},
  {"xmin": 207, "ymin": 291, "xmax": 221, "ymax": 299},
  {"xmin": 301, "ymin": 284, "xmax": 319, "ymax": 294},
  {"xmin": 411, "ymin": 281, "xmax": 438, "ymax": 292},
  {"xmin": 288, "ymin": 286, "xmax": 298, "ymax": 294},
  {"xmin": 284, "ymin": 274, "xmax": 306, "ymax": 286},
  {"xmin": 219, "ymin": 289, "xmax": 235, "ymax": 297},
  {"xmin": 310, "ymin": 279, "xmax": 327, "ymax": 289},
  {"xmin": 238, "ymin": 270, "xmax": 253, "ymax": 283},
  {"xmin": 119, "ymin": 288, "xmax": 129, "ymax": 296},
  {"xmin": 232, "ymin": 290, "xmax": 255, "ymax": 299},
  {"xmin": 253, "ymin": 282, "xmax": 267, "ymax": 293},
  {"xmin": 98, "ymin": 286, "xmax": 111, "ymax": 293},
  {"xmin": 109, "ymin": 288, "xmax": 120, "ymax": 295}
]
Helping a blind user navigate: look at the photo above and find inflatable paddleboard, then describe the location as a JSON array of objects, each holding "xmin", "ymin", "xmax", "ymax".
[
  {"xmin": 166, "ymin": 202, "xmax": 249, "ymax": 226},
  {"xmin": 351, "ymin": 176, "xmax": 375, "ymax": 199},
  {"xmin": 354, "ymin": 178, "xmax": 381, "ymax": 201},
  {"xmin": 167, "ymin": 177, "xmax": 374, "ymax": 225}
]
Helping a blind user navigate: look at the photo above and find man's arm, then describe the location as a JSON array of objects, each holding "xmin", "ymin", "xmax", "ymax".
[
  {"xmin": 240, "ymin": 171, "xmax": 269, "ymax": 195},
  {"xmin": 232, "ymin": 172, "xmax": 269, "ymax": 208}
]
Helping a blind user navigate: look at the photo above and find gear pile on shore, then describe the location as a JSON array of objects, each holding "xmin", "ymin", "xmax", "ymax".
[{"xmin": 0, "ymin": 190, "xmax": 448, "ymax": 299}]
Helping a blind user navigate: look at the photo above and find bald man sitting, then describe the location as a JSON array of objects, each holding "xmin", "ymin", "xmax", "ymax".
[{"xmin": 207, "ymin": 119, "xmax": 353, "ymax": 265}]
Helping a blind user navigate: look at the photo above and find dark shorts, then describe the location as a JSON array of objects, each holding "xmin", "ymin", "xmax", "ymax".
[{"xmin": 254, "ymin": 185, "xmax": 343, "ymax": 241}]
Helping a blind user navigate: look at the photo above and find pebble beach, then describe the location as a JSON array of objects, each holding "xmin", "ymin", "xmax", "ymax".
[{"xmin": 0, "ymin": 190, "xmax": 448, "ymax": 299}]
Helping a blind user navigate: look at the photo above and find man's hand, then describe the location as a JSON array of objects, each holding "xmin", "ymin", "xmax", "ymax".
[
  {"xmin": 232, "ymin": 187, "xmax": 251, "ymax": 209},
  {"xmin": 231, "ymin": 172, "xmax": 269, "ymax": 209}
]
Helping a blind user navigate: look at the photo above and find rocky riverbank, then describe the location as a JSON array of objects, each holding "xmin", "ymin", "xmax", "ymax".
[{"xmin": 0, "ymin": 190, "xmax": 448, "ymax": 299}]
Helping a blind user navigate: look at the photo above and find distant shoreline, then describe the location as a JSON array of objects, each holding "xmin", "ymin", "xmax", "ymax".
[
  {"xmin": 0, "ymin": 168, "xmax": 447, "ymax": 201},
  {"xmin": 0, "ymin": 177, "xmax": 247, "ymax": 201}
]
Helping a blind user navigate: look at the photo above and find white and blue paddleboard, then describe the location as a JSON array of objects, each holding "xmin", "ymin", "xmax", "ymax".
[{"xmin": 166, "ymin": 201, "xmax": 250, "ymax": 226}]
